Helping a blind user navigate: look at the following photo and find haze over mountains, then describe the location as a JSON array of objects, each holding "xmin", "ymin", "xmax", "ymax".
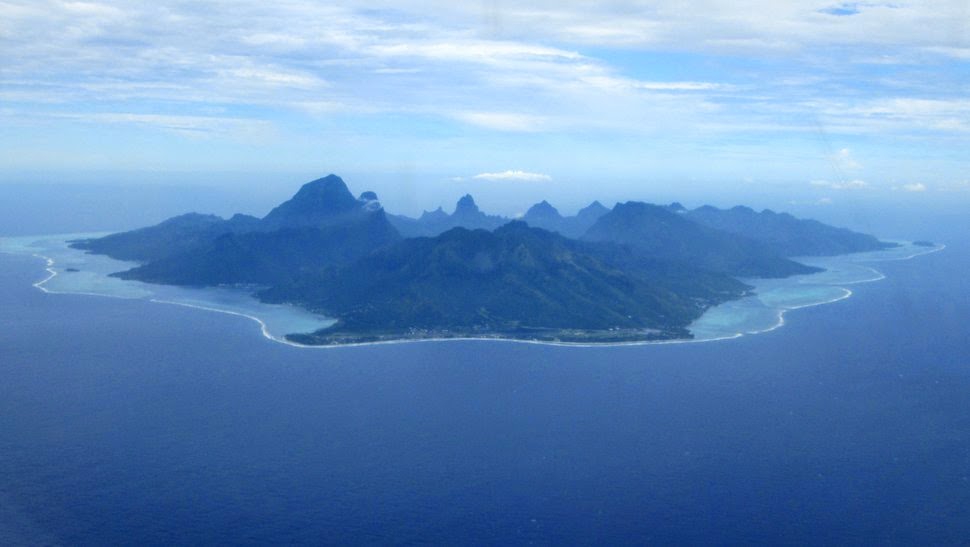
[
  {"xmin": 70, "ymin": 174, "xmax": 895, "ymax": 344},
  {"xmin": 388, "ymin": 194, "xmax": 507, "ymax": 236},
  {"xmin": 683, "ymin": 204, "xmax": 894, "ymax": 257},
  {"xmin": 584, "ymin": 202, "xmax": 818, "ymax": 278}
]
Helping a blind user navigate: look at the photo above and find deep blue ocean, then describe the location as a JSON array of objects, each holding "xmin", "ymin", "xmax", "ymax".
[{"xmin": 1, "ymin": 215, "xmax": 969, "ymax": 544}]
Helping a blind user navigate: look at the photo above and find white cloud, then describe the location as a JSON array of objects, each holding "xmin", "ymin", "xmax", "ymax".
[
  {"xmin": 635, "ymin": 81, "xmax": 728, "ymax": 91},
  {"xmin": 50, "ymin": 112, "xmax": 274, "ymax": 140},
  {"xmin": 923, "ymin": 47, "xmax": 970, "ymax": 60},
  {"xmin": 2, "ymin": 2, "xmax": 965, "ymax": 140},
  {"xmin": 222, "ymin": 68, "xmax": 327, "ymax": 89},
  {"xmin": 292, "ymin": 100, "xmax": 374, "ymax": 115},
  {"xmin": 453, "ymin": 111, "xmax": 547, "ymax": 132},
  {"xmin": 2, "ymin": 0, "xmax": 969, "ymax": 175},
  {"xmin": 578, "ymin": 76, "xmax": 730, "ymax": 92},
  {"xmin": 472, "ymin": 170, "xmax": 552, "ymax": 182},
  {"xmin": 900, "ymin": 182, "xmax": 927, "ymax": 192},
  {"xmin": 373, "ymin": 1, "xmax": 970, "ymax": 56},
  {"xmin": 835, "ymin": 99, "xmax": 970, "ymax": 133},
  {"xmin": 373, "ymin": 67, "xmax": 423, "ymax": 74},
  {"xmin": 810, "ymin": 178, "xmax": 868, "ymax": 190},
  {"xmin": 832, "ymin": 148, "xmax": 861, "ymax": 170},
  {"xmin": 241, "ymin": 33, "xmax": 308, "ymax": 48},
  {"xmin": 368, "ymin": 40, "xmax": 583, "ymax": 64}
]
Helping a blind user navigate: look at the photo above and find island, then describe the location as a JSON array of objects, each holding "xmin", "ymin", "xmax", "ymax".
[{"xmin": 70, "ymin": 174, "xmax": 898, "ymax": 345}]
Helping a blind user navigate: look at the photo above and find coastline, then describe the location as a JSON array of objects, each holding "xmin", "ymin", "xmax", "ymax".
[
  {"xmin": 869, "ymin": 243, "xmax": 947, "ymax": 261},
  {"xmin": 28, "ymin": 252, "xmax": 143, "ymax": 301},
  {"xmin": 750, "ymin": 287, "xmax": 854, "ymax": 336},
  {"xmin": 3, "ymin": 238, "xmax": 946, "ymax": 350},
  {"xmin": 147, "ymin": 297, "xmax": 300, "ymax": 346}
]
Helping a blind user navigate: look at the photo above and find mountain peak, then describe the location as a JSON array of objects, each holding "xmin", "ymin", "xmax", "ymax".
[
  {"xmin": 613, "ymin": 201, "xmax": 673, "ymax": 216},
  {"xmin": 454, "ymin": 194, "xmax": 480, "ymax": 216},
  {"xmin": 577, "ymin": 200, "xmax": 608, "ymax": 217},
  {"xmin": 418, "ymin": 206, "xmax": 449, "ymax": 223},
  {"xmin": 525, "ymin": 200, "xmax": 561, "ymax": 219},
  {"xmin": 285, "ymin": 174, "xmax": 357, "ymax": 210},
  {"xmin": 262, "ymin": 174, "xmax": 371, "ymax": 229},
  {"xmin": 301, "ymin": 174, "xmax": 354, "ymax": 198},
  {"xmin": 157, "ymin": 212, "xmax": 225, "ymax": 227}
]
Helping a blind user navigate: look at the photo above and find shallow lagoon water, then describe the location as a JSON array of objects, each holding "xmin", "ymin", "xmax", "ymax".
[
  {"xmin": 689, "ymin": 241, "xmax": 943, "ymax": 340},
  {"xmin": 0, "ymin": 233, "xmax": 336, "ymax": 342},
  {"xmin": 0, "ymin": 233, "xmax": 944, "ymax": 345}
]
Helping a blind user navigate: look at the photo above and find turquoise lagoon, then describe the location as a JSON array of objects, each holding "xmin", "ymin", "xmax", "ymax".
[
  {"xmin": 0, "ymin": 233, "xmax": 335, "ymax": 343},
  {"xmin": 0, "ymin": 233, "xmax": 943, "ymax": 345},
  {"xmin": 689, "ymin": 241, "xmax": 944, "ymax": 341}
]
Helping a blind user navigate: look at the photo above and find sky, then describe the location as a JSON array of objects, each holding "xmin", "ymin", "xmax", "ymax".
[{"xmin": 1, "ymin": 1, "xmax": 968, "ymax": 214}]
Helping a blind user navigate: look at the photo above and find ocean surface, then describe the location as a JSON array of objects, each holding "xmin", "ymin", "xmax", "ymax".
[{"xmin": 1, "ymin": 221, "xmax": 969, "ymax": 544}]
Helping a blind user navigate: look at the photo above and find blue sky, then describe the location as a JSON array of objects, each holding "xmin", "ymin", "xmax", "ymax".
[{"xmin": 1, "ymin": 1, "xmax": 968, "ymax": 213}]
